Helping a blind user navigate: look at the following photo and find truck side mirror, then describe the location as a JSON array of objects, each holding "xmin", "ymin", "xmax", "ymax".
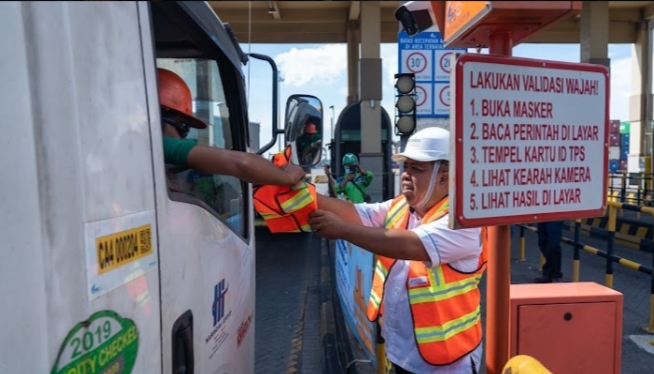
[{"xmin": 284, "ymin": 94, "xmax": 323, "ymax": 168}]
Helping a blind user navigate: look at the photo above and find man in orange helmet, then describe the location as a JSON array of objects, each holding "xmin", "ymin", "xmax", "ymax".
[
  {"xmin": 157, "ymin": 68, "xmax": 305, "ymax": 186},
  {"xmin": 296, "ymin": 121, "xmax": 322, "ymax": 168}
]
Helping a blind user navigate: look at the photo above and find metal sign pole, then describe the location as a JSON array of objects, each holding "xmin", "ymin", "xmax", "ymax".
[{"xmin": 484, "ymin": 31, "xmax": 513, "ymax": 374}]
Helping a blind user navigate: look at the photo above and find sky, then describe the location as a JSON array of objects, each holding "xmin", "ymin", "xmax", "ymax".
[{"xmin": 238, "ymin": 41, "xmax": 636, "ymax": 158}]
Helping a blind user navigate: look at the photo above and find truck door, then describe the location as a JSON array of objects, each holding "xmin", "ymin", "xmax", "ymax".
[
  {"xmin": 143, "ymin": 2, "xmax": 255, "ymax": 373},
  {"xmin": 2, "ymin": 2, "xmax": 163, "ymax": 373}
]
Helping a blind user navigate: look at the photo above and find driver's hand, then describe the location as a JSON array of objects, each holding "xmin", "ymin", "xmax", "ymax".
[{"xmin": 281, "ymin": 164, "xmax": 307, "ymax": 185}]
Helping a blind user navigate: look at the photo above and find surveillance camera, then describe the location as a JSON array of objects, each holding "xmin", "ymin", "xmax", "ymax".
[{"xmin": 394, "ymin": 1, "xmax": 436, "ymax": 36}]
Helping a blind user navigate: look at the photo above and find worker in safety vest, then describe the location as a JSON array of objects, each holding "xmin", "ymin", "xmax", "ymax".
[
  {"xmin": 157, "ymin": 68, "xmax": 305, "ymax": 186},
  {"xmin": 309, "ymin": 127, "xmax": 487, "ymax": 374},
  {"xmin": 325, "ymin": 153, "xmax": 373, "ymax": 203}
]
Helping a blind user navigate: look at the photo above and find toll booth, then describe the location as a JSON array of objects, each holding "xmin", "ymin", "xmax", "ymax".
[{"xmin": 329, "ymin": 101, "xmax": 395, "ymax": 201}]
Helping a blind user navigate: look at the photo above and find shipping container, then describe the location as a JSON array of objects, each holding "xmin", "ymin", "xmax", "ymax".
[
  {"xmin": 609, "ymin": 159, "xmax": 621, "ymax": 173},
  {"xmin": 609, "ymin": 133, "xmax": 620, "ymax": 146},
  {"xmin": 620, "ymin": 121, "xmax": 630, "ymax": 134},
  {"xmin": 621, "ymin": 147, "xmax": 629, "ymax": 160},
  {"xmin": 609, "ymin": 146, "xmax": 620, "ymax": 159},
  {"xmin": 609, "ymin": 120, "xmax": 620, "ymax": 134},
  {"xmin": 620, "ymin": 159, "xmax": 628, "ymax": 171},
  {"xmin": 621, "ymin": 133, "xmax": 630, "ymax": 148}
]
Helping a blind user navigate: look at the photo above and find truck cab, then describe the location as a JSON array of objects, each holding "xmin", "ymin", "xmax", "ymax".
[{"xmin": 0, "ymin": 1, "xmax": 321, "ymax": 373}]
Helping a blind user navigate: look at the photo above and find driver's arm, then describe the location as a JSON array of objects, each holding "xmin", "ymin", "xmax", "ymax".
[{"xmin": 163, "ymin": 137, "xmax": 305, "ymax": 186}]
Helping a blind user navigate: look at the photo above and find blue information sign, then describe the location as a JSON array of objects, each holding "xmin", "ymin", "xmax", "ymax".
[{"xmin": 397, "ymin": 30, "xmax": 467, "ymax": 118}]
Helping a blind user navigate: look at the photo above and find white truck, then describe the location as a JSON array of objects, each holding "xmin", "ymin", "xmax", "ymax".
[{"xmin": 0, "ymin": 1, "xmax": 323, "ymax": 373}]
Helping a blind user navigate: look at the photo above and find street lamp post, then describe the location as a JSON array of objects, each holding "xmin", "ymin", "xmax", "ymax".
[{"xmin": 329, "ymin": 105, "xmax": 335, "ymax": 141}]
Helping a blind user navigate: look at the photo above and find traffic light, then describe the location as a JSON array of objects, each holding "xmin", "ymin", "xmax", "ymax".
[{"xmin": 394, "ymin": 73, "xmax": 417, "ymax": 136}]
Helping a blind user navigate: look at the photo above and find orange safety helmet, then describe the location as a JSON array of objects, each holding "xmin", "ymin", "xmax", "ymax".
[
  {"xmin": 305, "ymin": 123, "xmax": 318, "ymax": 134},
  {"xmin": 157, "ymin": 68, "xmax": 207, "ymax": 129}
]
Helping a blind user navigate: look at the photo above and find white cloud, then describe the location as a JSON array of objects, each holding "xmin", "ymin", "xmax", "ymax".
[
  {"xmin": 275, "ymin": 45, "xmax": 347, "ymax": 87},
  {"xmin": 381, "ymin": 45, "xmax": 399, "ymax": 88},
  {"xmin": 252, "ymin": 43, "xmax": 642, "ymax": 158},
  {"xmin": 339, "ymin": 85, "xmax": 349, "ymax": 97},
  {"xmin": 609, "ymin": 57, "xmax": 631, "ymax": 120},
  {"xmin": 274, "ymin": 44, "xmax": 399, "ymax": 95}
]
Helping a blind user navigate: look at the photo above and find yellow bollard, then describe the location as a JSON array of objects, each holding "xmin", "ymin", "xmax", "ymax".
[
  {"xmin": 572, "ymin": 260, "xmax": 580, "ymax": 282},
  {"xmin": 375, "ymin": 341, "xmax": 387, "ymax": 374},
  {"xmin": 605, "ymin": 273, "xmax": 614, "ymax": 289},
  {"xmin": 646, "ymin": 294, "xmax": 654, "ymax": 334},
  {"xmin": 374, "ymin": 317, "xmax": 388, "ymax": 374},
  {"xmin": 605, "ymin": 205, "xmax": 617, "ymax": 289},
  {"xmin": 502, "ymin": 355, "xmax": 552, "ymax": 374}
]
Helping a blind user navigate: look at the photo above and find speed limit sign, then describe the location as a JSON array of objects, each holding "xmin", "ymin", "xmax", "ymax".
[
  {"xmin": 397, "ymin": 30, "xmax": 467, "ymax": 118},
  {"xmin": 406, "ymin": 52, "xmax": 427, "ymax": 73},
  {"xmin": 401, "ymin": 50, "xmax": 432, "ymax": 81},
  {"xmin": 435, "ymin": 50, "xmax": 458, "ymax": 81}
]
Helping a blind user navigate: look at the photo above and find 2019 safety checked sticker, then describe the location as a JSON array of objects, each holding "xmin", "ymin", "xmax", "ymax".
[{"xmin": 51, "ymin": 310, "xmax": 139, "ymax": 374}]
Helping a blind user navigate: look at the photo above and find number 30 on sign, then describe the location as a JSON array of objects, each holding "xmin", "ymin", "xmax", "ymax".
[{"xmin": 402, "ymin": 50, "xmax": 431, "ymax": 81}]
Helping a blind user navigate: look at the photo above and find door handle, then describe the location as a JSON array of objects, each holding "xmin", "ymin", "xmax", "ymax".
[{"xmin": 172, "ymin": 310, "xmax": 194, "ymax": 374}]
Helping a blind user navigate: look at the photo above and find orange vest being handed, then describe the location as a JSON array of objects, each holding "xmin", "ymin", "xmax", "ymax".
[
  {"xmin": 252, "ymin": 146, "xmax": 317, "ymax": 233},
  {"xmin": 366, "ymin": 195, "xmax": 488, "ymax": 366}
]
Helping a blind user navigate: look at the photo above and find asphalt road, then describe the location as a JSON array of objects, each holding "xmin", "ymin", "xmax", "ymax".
[{"xmin": 254, "ymin": 227, "xmax": 323, "ymax": 374}]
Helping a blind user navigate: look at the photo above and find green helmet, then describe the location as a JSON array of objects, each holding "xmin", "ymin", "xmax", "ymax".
[{"xmin": 342, "ymin": 153, "xmax": 358, "ymax": 165}]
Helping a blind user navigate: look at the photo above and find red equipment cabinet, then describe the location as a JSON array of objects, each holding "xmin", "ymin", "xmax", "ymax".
[{"xmin": 509, "ymin": 282, "xmax": 623, "ymax": 374}]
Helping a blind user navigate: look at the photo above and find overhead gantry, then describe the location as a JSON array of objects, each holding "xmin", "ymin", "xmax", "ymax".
[{"xmin": 211, "ymin": 0, "xmax": 654, "ymax": 192}]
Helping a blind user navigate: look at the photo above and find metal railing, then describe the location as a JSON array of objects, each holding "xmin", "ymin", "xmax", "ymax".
[
  {"xmin": 608, "ymin": 171, "xmax": 654, "ymax": 207},
  {"xmin": 518, "ymin": 200, "xmax": 654, "ymax": 334}
]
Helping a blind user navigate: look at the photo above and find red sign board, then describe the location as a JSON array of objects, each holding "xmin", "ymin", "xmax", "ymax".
[
  {"xmin": 430, "ymin": 1, "xmax": 581, "ymax": 48},
  {"xmin": 450, "ymin": 54, "xmax": 609, "ymax": 228}
]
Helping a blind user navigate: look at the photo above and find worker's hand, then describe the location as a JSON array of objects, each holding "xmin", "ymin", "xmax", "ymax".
[
  {"xmin": 309, "ymin": 209, "xmax": 344, "ymax": 239},
  {"xmin": 281, "ymin": 163, "xmax": 307, "ymax": 185},
  {"xmin": 345, "ymin": 173, "xmax": 355, "ymax": 181}
]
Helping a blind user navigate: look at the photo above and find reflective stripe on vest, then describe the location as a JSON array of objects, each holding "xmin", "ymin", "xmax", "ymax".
[
  {"xmin": 253, "ymin": 183, "xmax": 317, "ymax": 233},
  {"xmin": 365, "ymin": 195, "xmax": 487, "ymax": 366},
  {"xmin": 252, "ymin": 147, "xmax": 317, "ymax": 233}
]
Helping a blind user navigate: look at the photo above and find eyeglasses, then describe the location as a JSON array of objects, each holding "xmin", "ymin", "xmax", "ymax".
[{"xmin": 163, "ymin": 117, "xmax": 191, "ymax": 138}]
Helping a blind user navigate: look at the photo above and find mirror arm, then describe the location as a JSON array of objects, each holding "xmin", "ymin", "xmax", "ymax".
[{"xmin": 248, "ymin": 53, "xmax": 284, "ymax": 156}]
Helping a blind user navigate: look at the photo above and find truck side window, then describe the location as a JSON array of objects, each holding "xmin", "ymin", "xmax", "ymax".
[{"xmin": 157, "ymin": 58, "xmax": 245, "ymax": 238}]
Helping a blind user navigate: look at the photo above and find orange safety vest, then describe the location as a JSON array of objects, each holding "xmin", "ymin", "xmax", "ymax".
[
  {"xmin": 366, "ymin": 195, "xmax": 488, "ymax": 366},
  {"xmin": 252, "ymin": 146, "xmax": 317, "ymax": 233}
]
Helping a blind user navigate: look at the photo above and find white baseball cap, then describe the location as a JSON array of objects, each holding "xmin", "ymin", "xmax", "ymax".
[{"xmin": 392, "ymin": 126, "xmax": 450, "ymax": 163}]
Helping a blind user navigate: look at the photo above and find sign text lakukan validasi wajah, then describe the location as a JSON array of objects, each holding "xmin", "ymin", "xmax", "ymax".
[{"xmin": 456, "ymin": 57, "xmax": 607, "ymax": 226}]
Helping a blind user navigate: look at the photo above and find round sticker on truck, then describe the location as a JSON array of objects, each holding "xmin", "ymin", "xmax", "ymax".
[{"xmin": 51, "ymin": 310, "xmax": 139, "ymax": 374}]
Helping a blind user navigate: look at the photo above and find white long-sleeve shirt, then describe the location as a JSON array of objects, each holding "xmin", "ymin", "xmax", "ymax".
[{"xmin": 356, "ymin": 200, "xmax": 484, "ymax": 374}]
